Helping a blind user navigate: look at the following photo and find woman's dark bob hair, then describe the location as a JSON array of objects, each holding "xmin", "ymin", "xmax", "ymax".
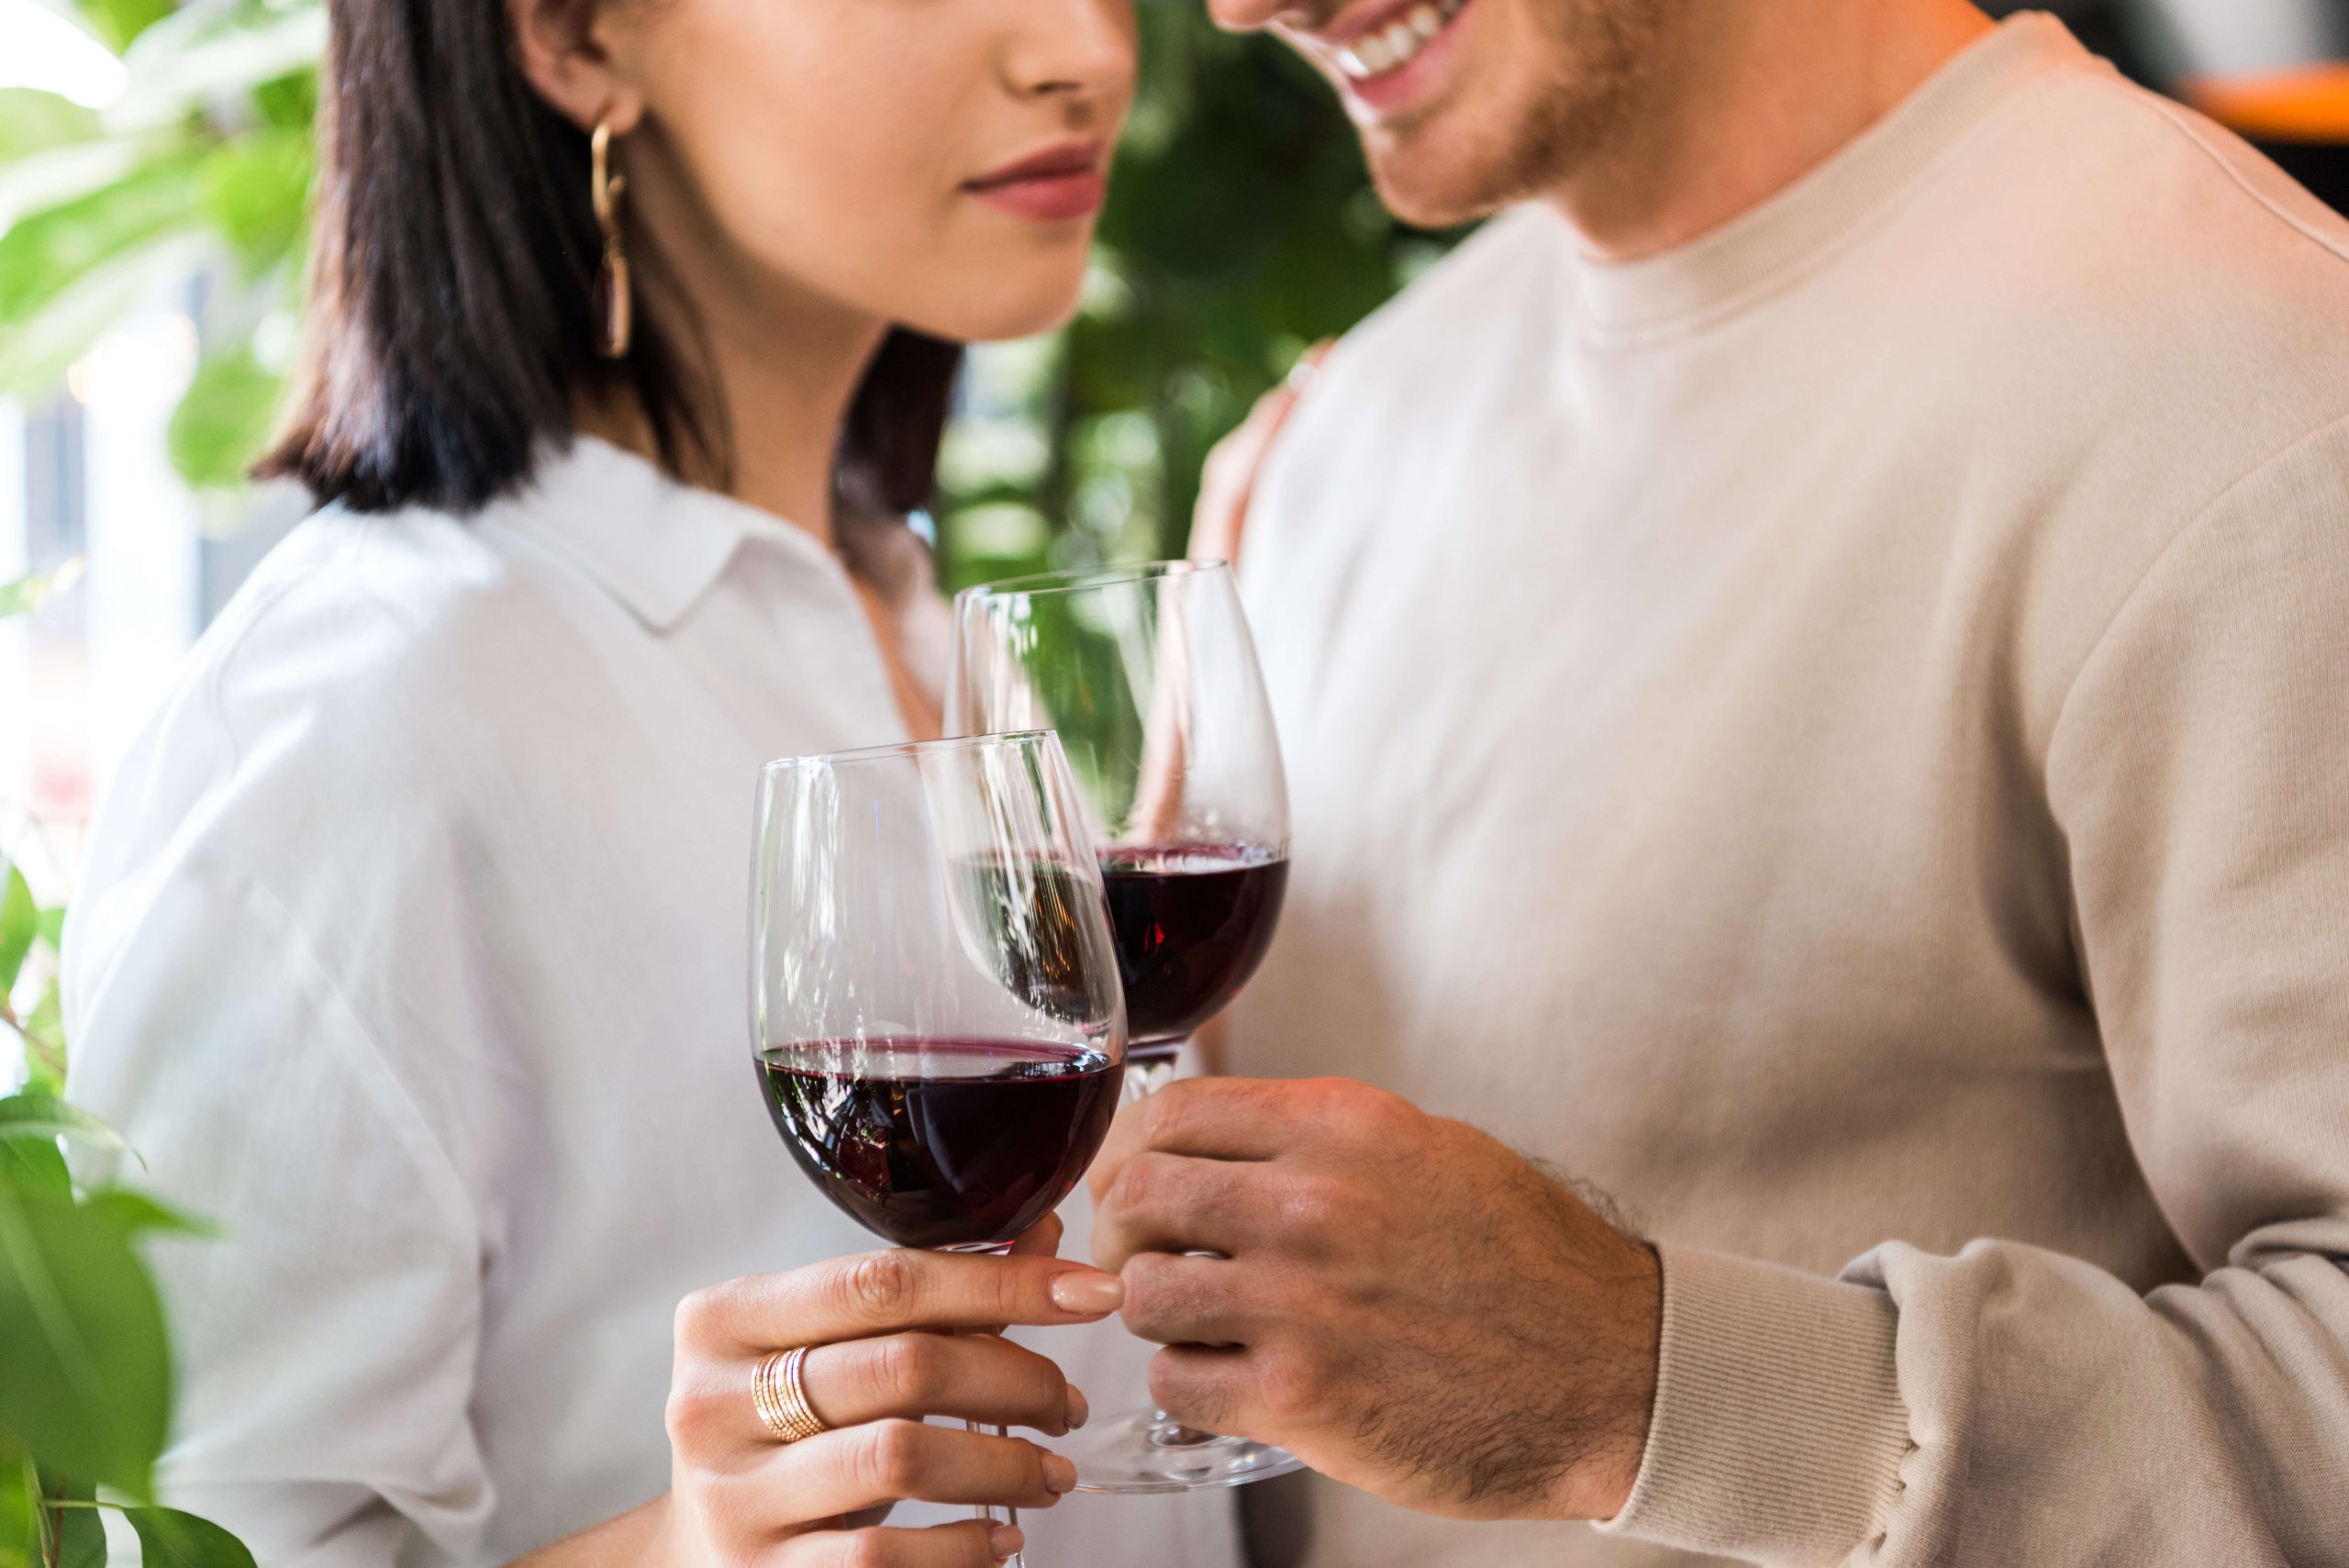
[{"xmin": 259, "ymin": 0, "xmax": 961, "ymax": 518}]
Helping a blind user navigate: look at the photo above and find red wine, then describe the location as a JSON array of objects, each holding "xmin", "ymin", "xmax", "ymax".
[
  {"xmin": 1100, "ymin": 845, "xmax": 1287, "ymax": 1058},
  {"xmin": 758, "ymin": 1039, "xmax": 1119, "ymax": 1250}
]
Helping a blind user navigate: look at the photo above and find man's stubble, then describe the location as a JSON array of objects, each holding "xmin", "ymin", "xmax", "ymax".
[{"xmin": 1361, "ymin": 0, "xmax": 1673, "ymax": 229}]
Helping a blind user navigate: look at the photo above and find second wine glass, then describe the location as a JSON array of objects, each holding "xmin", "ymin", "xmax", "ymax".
[{"xmin": 948, "ymin": 561, "xmax": 1301, "ymax": 1494}]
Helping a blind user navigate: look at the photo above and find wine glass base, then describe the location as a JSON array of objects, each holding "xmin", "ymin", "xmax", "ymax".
[{"xmin": 1067, "ymin": 1407, "xmax": 1306, "ymax": 1494}]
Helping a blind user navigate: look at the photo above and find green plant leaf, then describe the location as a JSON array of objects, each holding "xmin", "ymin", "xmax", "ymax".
[
  {"xmin": 39, "ymin": 1471, "xmax": 103, "ymax": 1568},
  {"xmin": 19, "ymin": 985, "xmax": 66, "ymax": 1093},
  {"xmin": 111, "ymin": 2, "xmax": 327, "ymax": 132},
  {"xmin": 0, "ymin": 870, "xmax": 33, "ymax": 997},
  {"xmin": 197, "ymin": 125, "xmax": 310, "ymax": 277},
  {"xmin": 0, "ymin": 138, "xmax": 151, "ymax": 236},
  {"xmin": 0, "ymin": 1098, "xmax": 127, "ymax": 1158},
  {"xmin": 0, "ymin": 150, "xmax": 208, "ymax": 329},
  {"xmin": 75, "ymin": 0, "xmax": 174, "ymax": 55},
  {"xmin": 0, "ymin": 1184, "xmax": 172, "ymax": 1500},
  {"xmin": 167, "ymin": 349, "xmax": 284, "ymax": 492},
  {"xmin": 248, "ymin": 68, "xmax": 316, "ymax": 132},
  {"xmin": 0, "ymin": 90, "xmax": 102, "ymax": 161},
  {"xmin": 33, "ymin": 909, "xmax": 63, "ymax": 951},
  {"xmin": 78, "ymin": 1192, "xmax": 206, "ymax": 1238},
  {"xmin": 0, "ymin": 562, "xmax": 83, "ymax": 622},
  {"xmin": 0, "ymin": 228, "xmax": 203, "ymax": 401},
  {"xmin": 0, "ymin": 1444, "xmax": 29, "ymax": 1562},
  {"xmin": 125, "ymin": 1508, "xmax": 254, "ymax": 1568},
  {"xmin": 0, "ymin": 1137, "xmax": 70, "ymax": 1203}
]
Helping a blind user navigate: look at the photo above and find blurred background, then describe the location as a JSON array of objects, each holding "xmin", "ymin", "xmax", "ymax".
[{"xmin": 3, "ymin": 0, "xmax": 2349, "ymax": 851}]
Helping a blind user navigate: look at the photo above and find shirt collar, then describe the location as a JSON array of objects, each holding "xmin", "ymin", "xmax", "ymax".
[{"xmin": 488, "ymin": 434, "xmax": 840, "ymax": 632}]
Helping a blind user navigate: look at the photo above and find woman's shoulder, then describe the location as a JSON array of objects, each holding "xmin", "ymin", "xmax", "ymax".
[
  {"xmin": 74, "ymin": 496, "xmax": 596, "ymax": 917},
  {"xmin": 207, "ymin": 497, "xmax": 567, "ymax": 700}
]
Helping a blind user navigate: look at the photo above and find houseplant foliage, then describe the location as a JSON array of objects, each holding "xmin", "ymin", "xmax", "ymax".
[{"xmin": 0, "ymin": 572, "xmax": 253, "ymax": 1568}]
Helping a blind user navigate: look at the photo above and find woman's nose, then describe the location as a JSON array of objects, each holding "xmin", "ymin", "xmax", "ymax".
[{"xmin": 1004, "ymin": 0, "xmax": 1138, "ymax": 101}]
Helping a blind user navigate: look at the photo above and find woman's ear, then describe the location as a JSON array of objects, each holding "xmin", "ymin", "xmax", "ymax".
[{"xmin": 507, "ymin": 0, "xmax": 645, "ymax": 133}]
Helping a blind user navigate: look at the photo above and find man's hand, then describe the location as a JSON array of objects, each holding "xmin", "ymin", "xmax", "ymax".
[
  {"xmin": 1088, "ymin": 1077, "xmax": 1662, "ymax": 1522},
  {"xmin": 1188, "ymin": 342, "xmax": 1331, "ymax": 566}
]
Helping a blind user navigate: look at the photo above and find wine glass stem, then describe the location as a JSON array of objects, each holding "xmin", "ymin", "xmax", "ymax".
[
  {"xmin": 969, "ymin": 1427, "xmax": 1023, "ymax": 1568},
  {"xmin": 946, "ymin": 1246, "xmax": 1027, "ymax": 1565},
  {"xmin": 1121, "ymin": 1051, "xmax": 1182, "ymax": 1104},
  {"xmin": 1119, "ymin": 1041, "xmax": 1216, "ymax": 1446}
]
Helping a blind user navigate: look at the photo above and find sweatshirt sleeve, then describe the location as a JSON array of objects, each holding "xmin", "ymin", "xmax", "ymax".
[
  {"xmin": 1600, "ymin": 416, "xmax": 2349, "ymax": 1567},
  {"xmin": 64, "ymin": 863, "xmax": 494, "ymax": 1566}
]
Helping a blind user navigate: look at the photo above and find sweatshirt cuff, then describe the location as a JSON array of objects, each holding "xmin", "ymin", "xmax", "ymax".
[{"xmin": 1595, "ymin": 1244, "xmax": 1912, "ymax": 1566}]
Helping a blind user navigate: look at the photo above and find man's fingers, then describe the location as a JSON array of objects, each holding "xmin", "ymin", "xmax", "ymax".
[
  {"xmin": 1086, "ymin": 1096, "xmax": 1154, "ymax": 1207},
  {"xmin": 753, "ymin": 1419, "xmax": 1075, "ymax": 1521},
  {"xmin": 676, "ymin": 1249, "xmax": 1125, "ymax": 1355},
  {"xmin": 1118, "ymin": 1251, "xmax": 1264, "ymax": 1348},
  {"xmin": 774, "ymin": 1520, "xmax": 1021, "ymax": 1568},
  {"xmin": 1146, "ymin": 1344, "xmax": 1264, "ymax": 1444},
  {"xmin": 1091, "ymin": 1152, "xmax": 1280, "ymax": 1273},
  {"xmin": 1091, "ymin": 1075, "xmax": 1383, "ymax": 1208},
  {"xmin": 1188, "ymin": 339, "xmax": 1335, "ymax": 565}
]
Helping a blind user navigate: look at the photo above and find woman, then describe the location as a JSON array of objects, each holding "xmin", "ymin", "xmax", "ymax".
[{"xmin": 60, "ymin": 0, "xmax": 1240, "ymax": 1564}]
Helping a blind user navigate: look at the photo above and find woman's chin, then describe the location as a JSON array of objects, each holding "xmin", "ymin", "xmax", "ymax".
[{"xmin": 912, "ymin": 281, "xmax": 1090, "ymax": 348}]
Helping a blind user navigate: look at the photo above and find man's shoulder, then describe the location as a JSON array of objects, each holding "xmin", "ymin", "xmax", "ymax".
[
  {"xmin": 1928, "ymin": 60, "xmax": 2349, "ymax": 494},
  {"xmin": 1987, "ymin": 58, "xmax": 2349, "ymax": 334}
]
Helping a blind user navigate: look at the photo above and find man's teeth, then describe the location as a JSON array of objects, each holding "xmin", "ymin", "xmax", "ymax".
[{"xmin": 1335, "ymin": 0, "xmax": 1464, "ymax": 80}]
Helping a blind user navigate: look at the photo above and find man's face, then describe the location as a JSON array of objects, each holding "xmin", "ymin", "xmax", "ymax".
[{"xmin": 1213, "ymin": 0, "xmax": 1668, "ymax": 228}]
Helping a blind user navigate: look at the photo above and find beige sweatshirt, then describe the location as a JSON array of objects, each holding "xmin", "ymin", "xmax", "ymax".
[{"xmin": 1229, "ymin": 15, "xmax": 2349, "ymax": 1567}]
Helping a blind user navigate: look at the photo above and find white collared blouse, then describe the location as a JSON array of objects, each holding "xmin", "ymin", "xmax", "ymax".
[{"xmin": 61, "ymin": 438, "xmax": 1237, "ymax": 1567}]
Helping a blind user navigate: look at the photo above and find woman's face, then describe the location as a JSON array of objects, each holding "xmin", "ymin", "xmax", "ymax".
[{"xmin": 609, "ymin": 0, "xmax": 1138, "ymax": 347}]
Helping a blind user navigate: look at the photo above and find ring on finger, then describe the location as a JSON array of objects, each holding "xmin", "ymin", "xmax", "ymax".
[{"xmin": 753, "ymin": 1346, "xmax": 828, "ymax": 1444}]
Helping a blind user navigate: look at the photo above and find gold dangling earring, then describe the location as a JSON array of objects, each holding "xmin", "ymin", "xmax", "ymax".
[{"xmin": 590, "ymin": 117, "xmax": 631, "ymax": 360}]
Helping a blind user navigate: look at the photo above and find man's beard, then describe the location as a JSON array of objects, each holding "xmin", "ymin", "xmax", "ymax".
[{"xmin": 1361, "ymin": 0, "xmax": 1668, "ymax": 229}]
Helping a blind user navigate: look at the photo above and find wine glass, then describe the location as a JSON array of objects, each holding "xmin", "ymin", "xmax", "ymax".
[
  {"xmin": 752, "ymin": 732, "xmax": 1129, "ymax": 1568},
  {"xmin": 948, "ymin": 561, "xmax": 1301, "ymax": 1494}
]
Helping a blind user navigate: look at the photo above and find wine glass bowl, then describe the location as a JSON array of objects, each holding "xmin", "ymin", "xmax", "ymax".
[
  {"xmin": 950, "ymin": 562, "xmax": 1290, "ymax": 1067},
  {"xmin": 949, "ymin": 562, "xmax": 1304, "ymax": 1493},
  {"xmin": 751, "ymin": 732, "xmax": 1130, "ymax": 1562}
]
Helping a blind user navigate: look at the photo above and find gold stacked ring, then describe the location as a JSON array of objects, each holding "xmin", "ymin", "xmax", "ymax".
[{"xmin": 752, "ymin": 1346, "xmax": 827, "ymax": 1444}]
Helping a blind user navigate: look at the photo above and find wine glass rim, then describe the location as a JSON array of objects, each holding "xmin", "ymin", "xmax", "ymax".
[
  {"xmin": 955, "ymin": 559, "xmax": 1230, "ymax": 603},
  {"xmin": 760, "ymin": 730, "xmax": 1060, "ymax": 777}
]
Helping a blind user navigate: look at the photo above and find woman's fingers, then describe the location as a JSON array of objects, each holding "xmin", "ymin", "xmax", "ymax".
[
  {"xmin": 802, "ymin": 1330, "xmax": 1083, "ymax": 1436},
  {"xmin": 773, "ymin": 1520, "xmax": 1023, "ymax": 1568},
  {"xmin": 743, "ymin": 1418, "xmax": 1076, "ymax": 1522},
  {"xmin": 676, "ymin": 1248, "xmax": 1125, "ymax": 1357}
]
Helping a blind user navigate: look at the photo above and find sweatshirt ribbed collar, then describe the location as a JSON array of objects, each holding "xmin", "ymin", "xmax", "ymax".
[{"xmin": 1567, "ymin": 12, "xmax": 2090, "ymax": 338}]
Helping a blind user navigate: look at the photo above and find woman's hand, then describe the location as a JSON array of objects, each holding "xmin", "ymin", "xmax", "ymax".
[{"xmin": 654, "ymin": 1217, "xmax": 1122, "ymax": 1567}]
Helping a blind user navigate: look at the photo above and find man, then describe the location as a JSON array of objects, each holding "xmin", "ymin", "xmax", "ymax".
[{"xmin": 1090, "ymin": 2, "xmax": 2349, "ymax": 1565}]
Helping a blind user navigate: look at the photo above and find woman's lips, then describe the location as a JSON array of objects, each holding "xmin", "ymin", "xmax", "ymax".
[
  {"xmin": 965, "ymin": 168, "xmax": 1108, "ymax": 222},
  {"xmin": 964, "ymin": 142, "xmax": 1109, "ymax": 223}
]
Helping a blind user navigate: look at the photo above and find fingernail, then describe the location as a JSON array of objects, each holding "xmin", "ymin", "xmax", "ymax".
[
  {"xmin": 1065, "ymin": 1385, "xmax": 1090, "ymax": 1430},
  {"xmin": 1049, "ymin": 1269, "xmax": 1124, "ymax": 1315},
  {"xmin": 990, "ymin": 1523, "xmax": 1025, "ymax": 1561},
  {"xmin": 1043, "ymin": 1453, "xmax": 1079, "ymax": 1494}
]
